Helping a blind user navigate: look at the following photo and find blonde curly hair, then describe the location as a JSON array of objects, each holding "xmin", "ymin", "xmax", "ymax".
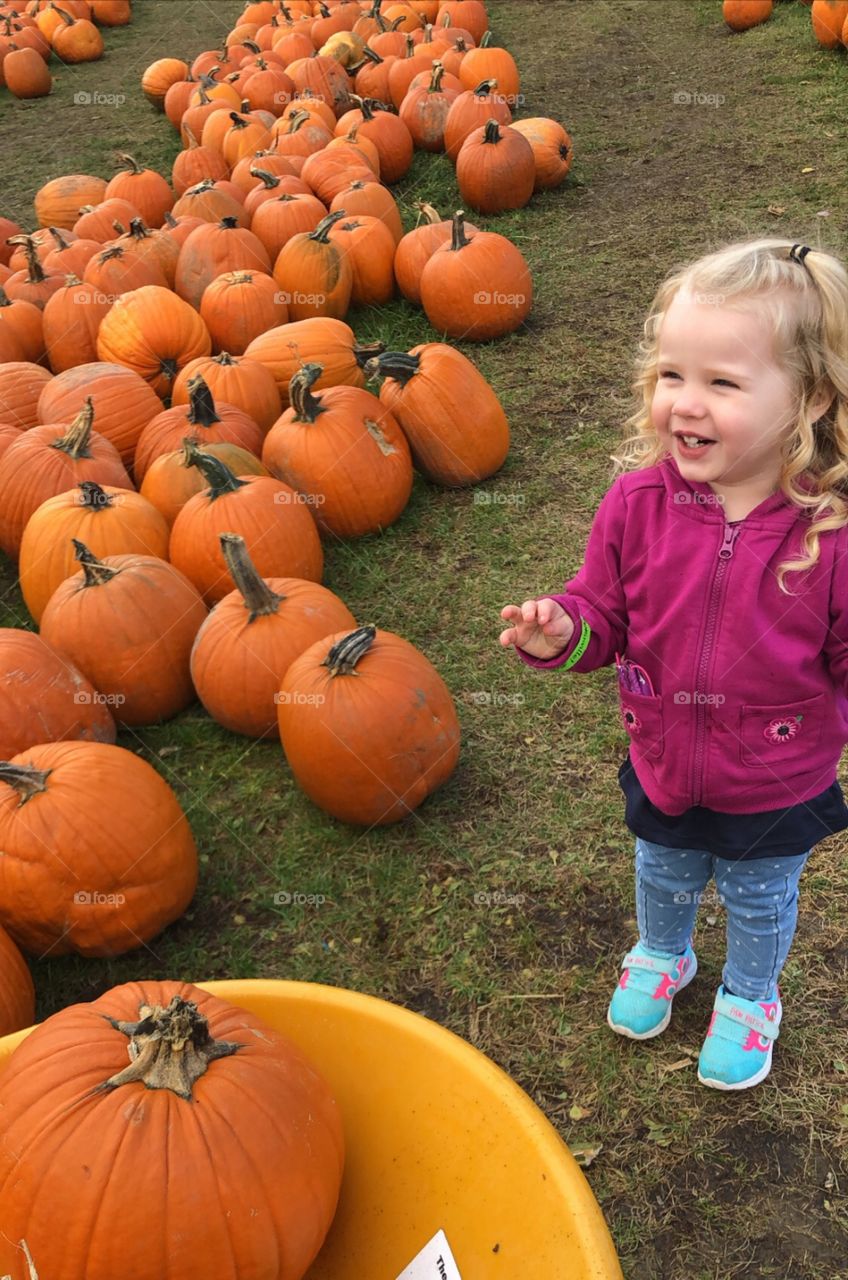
[{"xmin": 609, "ymin": 237, "xmax": 848, "ymax": 594}]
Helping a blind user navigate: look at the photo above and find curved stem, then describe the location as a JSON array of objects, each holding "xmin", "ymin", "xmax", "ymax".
[
  {"xmin": 415, "ymin": 201, "xmax": 442, "ymax": 225},
  {"xmin": 114, "ymin": 152, "xmax": 143, "ymax": 175},
  {"xmin": 289, "ymin": 363, "xmax": 326, "ymax": 422},
  {"xmin": 249, "ymin": 167, "xmax": 280, "ymax": 189},
  {"xmin": 98, "ymin": 996, "xmax": 242, "ymax": 1100},
  {"xmin": 182, "ymin": 439, "xmax": 246, "ymax": 500},
  {"xmin": 322, "ymin": 625, "xmax": 377, "ymax": 676},
  {"xmin": 428, "ymin": 61, "xmax": 444, "ymax": 93},
  {"xmin": 219, "ymin": 533, "xmax": 284, "ymax": 620},
  {"xmin": 309, "ymin": 209, "xmax": 347, "ymax": 243},
  {"xmin": 473, "ymin": 78, "xmax": 497, "ymax": 96},
  {"xmin": 365, "ymin": 350, "xmax": 420, "ymax": 386},
  {"xmin": 480, "ymin": 30, "xmax": 493, "ymax": 48},
  {"xmin": 482, "ymin": 117, "xmax": 502, "ymax": 144},
  {"xmin": 78, "ymin": 481, "xmax": 114, "ymax": 510},
  {"xmin": 186, "ymin": 374, "xmax": 223, "ymax": 428},
  {"xmin": 0, "ymin": 762, "xmax": 52, "ymax": 805},
  {"xmin": 214, "ymin": 351, "xmax": 236, "ymax": 366},
  {"xmin": 73, "ymin": 538, "xmax": 121, "ymax": 587},
  {"xmin": 51, "ymin": 398, "xmax": 95, "ymax": 460},
  {"xmin": 353, "ymin": 340, "xmax": 386, "ymax": 369}
]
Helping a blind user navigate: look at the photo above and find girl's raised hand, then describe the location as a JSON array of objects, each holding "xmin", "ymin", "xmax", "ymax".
[{"xmin": 499, "ymin": 598, "xmax": 575, "ymax": 660}]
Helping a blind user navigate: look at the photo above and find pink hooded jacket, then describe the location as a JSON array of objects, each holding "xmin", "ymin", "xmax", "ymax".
[{"xmin": 516, "ymin": 455, "xmax": 848, "ymax": 814}]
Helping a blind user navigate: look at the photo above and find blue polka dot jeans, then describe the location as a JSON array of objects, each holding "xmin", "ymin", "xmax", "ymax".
[{"xmin": 634, "ymin": 837, "xmax": 810, "ymax": 1001}]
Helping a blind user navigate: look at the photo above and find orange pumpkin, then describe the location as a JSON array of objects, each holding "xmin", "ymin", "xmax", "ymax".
[
  {"xmin": 141, "ymin": 439, "xmax": 269, "ymax": 527},
  {"xmin": 811, "ymin": 0, "xmax": 848, "ymax": 44},
  {"xmin": 172, "ymin": 351, "xmax": 282, "ymax": 432},
  {"xmin": 190, "ymin": 532, "xmax": 356, "ymax": 737},
  {"xmin": 251, "ymin": 190, "xmax": 328, "ymax": 261},
  {"xmin": 456, "ymin": 117, "xmax": 535, "ymax": 214},
  {"xmin": 0, "ymin": 743, "xmax": 198, "ymax": 956},
  {"xmin": 0, "ymin": 978, "xmax": 343, "ymax": 1278},
  {"xmin": 286, "ymin": 50, "xmax": 351, "ymax": 116},
  {"xmin": 420, "ymin": 210, "xmax": 532, "ymax": 340},
  {"xmin": 399, "ymin": 58, "xmax": 460, "ymax": 150},
  {"xmin": 330, "ymin": 178, "xmax": 403, "ymax": 244},
  {"xmin": 722, "ymin": 0, "xmax": 773, "ymax": 31},
  {"xmin": 50, "ymin": 8, "xmax": 104, "ymax": 61},
  {"xmin": 0, "ymin": 398, "xmax": 132, "ymax": 558},
  {"xmin": 326, "ymin": 213, "xmax": 396, "ymax": 306},
  {"xmin": 171, "ymin": 178, "xmax": 249, "ymax": 227},
  {"xmin": 393, "ymin": 201, "xmax": 478, "ymax": 305},
  {"xmin": 370, "ymin": 341, "xmax": 509, "ymax": 485},
  {"xmin": 83, "ymin": 243, "xmax": 168, "ymax": 299},
  {"xmin": 509, "ymin": 116, "xmax": 573, "ymax": 191},
  {"xmin": 34, "ymin": 173, "xmax": 107, "ymax": 230},
  {"xmin": 172, "ymin": 127, "xmax": 230, "ymax": 196},
  {"xmin": 41, "ymin": 545, "xmax": 208, "ymax": 725},
  {"xmin": 72, "ymin": 197, "xmax": 143, "ymax": 243},
  {"xmin": 37, "ymin": 361, "xmax": 161, "ymax": 468},
  {"xmin": 134, "ymin": 374, "xmax": 264, "ymax": 482},
  {"xmin": 437, "ymin": 0, "xmax": 488, "ymax": 42},
  {"xmin": 245, "ymin": 316, "xmax": 382, "ymax": 404},
  {"xmin": 42, "ymin": 228, "xmax": 101, "ymax": 277},
  {"xmin": 174, "ymin": 216, "xmax": 272, "ymax": 310},
  {"xmin": 458, "ymin": 29, "xmax": 519, "ymax": 103},
  {"xmin": 272, "ymin": 209, "xmax": 353, "ymax": 320},
  {"xmin": 105, "ymin": 153, "xmax": 175, "ymax": 229},
  {"xmin": 278, "ymin": 623, "xmax": 461, "ymax": 824},
  {"xmin": 169, "ymin": 444, "xmax": 324, "ymax": 604},
  {"xmin": 0, "ymin": 627, "xmax": 115, "ymax": 759},
  {"xmin": 0, "ymin": 284, "xmax": 44, "ymax": 364},
  {"xmin": 443, "ymin": 76, "xmax": 511, "ymax": 160},
  {"xmin": 41, "ymin": 278, "xmax": 112, "ymax": 373},
  {"xmin": 141, "ymin": 56, "xmax": 189, "ymax": 109},
  {"xmin": 3, "ymin": 44, "xmax": 51, "ymax": 96},
  {"xmin": 200, "ymin": 269, "xmax": 289, "ymax": 355},
  {"xmin": 19, "ymin": 482, "xmax": 170, "ymax": 623},
  {"xmin": 262, "ymin": 363, "xmax": 412, "ymax": 537},
  {"xmin": 96, "ymin": 285, "xmax": 212, "ymax": 400},
  {"xmin": 0, "ymin": 360, "xmax": 53, "ymax": 431},
  {"xmin": 335, "ymin": 98, "xmax": 413, "ymax": 183},
  {"xmin": 3, "ymin": 236, "xmax": 64, "ymax": 309},
  {"xmin": 0, "ymin": 923, "xmax": 34, "ymax": 1037}
]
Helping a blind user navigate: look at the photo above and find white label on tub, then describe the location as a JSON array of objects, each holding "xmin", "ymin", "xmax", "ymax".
[{"xmin": 395, "ymin": 1228, "xmax": 463, "ymax": 1279}]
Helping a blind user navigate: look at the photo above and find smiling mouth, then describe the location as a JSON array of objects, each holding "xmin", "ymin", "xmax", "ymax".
[{"xmin": 674, "ymin": 433, "xmax": 716, "ymax": 447}]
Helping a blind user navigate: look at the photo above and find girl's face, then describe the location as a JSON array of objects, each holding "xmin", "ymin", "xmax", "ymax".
[{"xmin": 651, "ymin": 289, "xmax": 798, "ymax": 499}]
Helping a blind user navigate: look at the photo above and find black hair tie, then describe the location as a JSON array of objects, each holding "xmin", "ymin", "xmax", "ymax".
[{"xmin": 789, "ymin": 243, "xmax": 813, "ymax": 266}]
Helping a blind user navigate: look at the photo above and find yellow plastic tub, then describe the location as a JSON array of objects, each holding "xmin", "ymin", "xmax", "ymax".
[{"xmin": 0, "ymin": 979, "xmax": 623, "ymax": 1280}]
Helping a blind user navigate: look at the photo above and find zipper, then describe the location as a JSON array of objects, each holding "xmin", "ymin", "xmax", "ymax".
[{"xmin": 692, "ymin": 523, "xmax": 741, "ymax": 804}]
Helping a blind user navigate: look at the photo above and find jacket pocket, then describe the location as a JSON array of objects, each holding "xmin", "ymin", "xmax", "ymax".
[
  {"xmin": 737, "ymin": 692, "xmax": 824, "ymax": 770},
  {"xmin": 619, "ymin": 692, "xmax": 665, "ymax": 761}
]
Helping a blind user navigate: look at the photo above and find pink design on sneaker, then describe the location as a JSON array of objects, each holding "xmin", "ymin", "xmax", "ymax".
[
  {"xmin": 743, "ymin": 1030, "xmax": 773, "ymax": 1052},
  {"xmin": 706, "ymin": 1011, "xmax": 717, "ymax": 1037}
]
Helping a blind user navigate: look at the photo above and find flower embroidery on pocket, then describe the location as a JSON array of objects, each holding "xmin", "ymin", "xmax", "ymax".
[
  {"xmin": 763, "ymin": 715, "xmax": 803, "ymax": 745},
  {"xmin": 621, "ymin": 706, "xmax": 642, "ymax": 734}
]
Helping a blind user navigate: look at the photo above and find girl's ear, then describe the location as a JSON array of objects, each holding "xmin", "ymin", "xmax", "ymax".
[{"xmin": 810, "ymin": 385, "xmax": 836, "ymax": 425}]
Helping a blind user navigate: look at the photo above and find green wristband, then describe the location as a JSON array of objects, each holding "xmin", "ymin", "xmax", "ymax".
[{"xmin": 562, "ymin": 617, "xmax": 591, "ymax": 670}]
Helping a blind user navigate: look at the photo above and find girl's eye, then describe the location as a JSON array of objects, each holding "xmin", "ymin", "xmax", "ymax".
[
  {"xmin": 713, "ymin": 379, "xmax": 738, "ymax": 388},
  {"xmin": 659, "ymin": 371, "xmax": 680, "ymax": 379}
]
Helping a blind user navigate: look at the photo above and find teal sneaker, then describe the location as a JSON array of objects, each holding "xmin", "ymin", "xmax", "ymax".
[
  {"xmin": 697, "ymin": 984, "xmax": 782, "ymax": 1091},
  {"xmin": 607, "ymin": 941, "xmax": 697, "ymax": 1040}
]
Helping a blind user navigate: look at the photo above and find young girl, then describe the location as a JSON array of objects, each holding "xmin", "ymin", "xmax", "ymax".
[{"xmin": 499, "ymin": 238, "xmax": 848, "ymax": 1091}]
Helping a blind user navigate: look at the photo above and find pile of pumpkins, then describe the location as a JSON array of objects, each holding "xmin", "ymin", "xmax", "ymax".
[
  {"xmin": 722, "ymin": 0, "xmax": 848, "ymax": 44},
  {"xmin": 0, "ymin": 0, "xmax": 131, "ymax": 99},
  {"xmin": 0, "ymin": 0, "xmax": 556, "ymax": 986}
]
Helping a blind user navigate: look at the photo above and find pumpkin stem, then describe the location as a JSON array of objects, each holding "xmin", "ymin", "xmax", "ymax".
[
  {"xmin": 360, "ymin": 46, "xmax": 383, "ymax": 65},
  {"xmin": 97, "ymin": 996, "xmax": 242, "ymax": 1101},
  {"xmin": 78, "ymin": 480, "xmax": 114, "ymax": 510},
  {"xmin": 421, "ymin": 23, "xmax": 434, "ymax": 44},
  {"xmin": 415, "ymin": 200, "xmax": 442, "ymax": 225},
  {"xmin": 164, "ymin": 210, "xmax": 178, "ymax": 228},
  {"xmin": 243, "ymin": 38, "xmax": 261, "ymax": 53},
  {"xmin": 228, "ymin": 111, "xmax": 249, "ymax": 130},
  {"xmin": 73, "ymin": 538, "xmax": 121, "ymax": 587},
  {"xmin": 402, "ymin": 32, "xmax": 414, "ymax": 56},
  {"xmin": 249, "ymin": 167, "xmax": 280, "ymax": 189},
  {"xmin": 214, "ymin": 351, "xmax": 236, "ymax": 366},
  {"xmin": 482, "ymin": 117, "xmax": 502, "ymax": 144},
  {"xmin": 0, "ymin": 762, "xmax": 52, "ymax": 806},
  {"xmin": 186, "ymin": 374, "xmax": 223, "ymax": 427},
  {"xmin": 365, "ymin": 350, "xmax": 420, "ymax": 386},
  {"xmin": 218, "ymin": 215, "xmax": 240, "ymax": 230},
  {"xmin": 449, "ymin": 209, "xmax": 473, "ymax": 251},
  {"xmin": 322, "ymin": 624, "xmax": 377, "ymax": 676},
  {"xmin": 427, "ymin": 61, "xmax": 445, "ymax": 93},
  {"xmin": 473, "ymin": 78, "xmax": 497, "ymax": 95},
  {"xmin": 51, "ymin": 397, "xmax": 95, "ymax": 460},
  {"xmin": 114, "ymin": 152, "xmax": 143, "ymax": 175},
  {"xmin": 0, "ymin": 286, "xmax": 9, "ymax": 308},
  {"xmin": 289, "ymin": 362, "xmax": 327, "ymax": 422},
  {"xmin": 480, "ymin": 30, "xmax": 493, "ymax": 47},
  {"xmin": 184, "ymin": 124, "xmax": 199, "ymax": 149},
  {"xmin": 309, "ymin": 209, "xmax": 347, "ymax": 243},
  {"xmin": 353, "ymin": 340, "xmax": 386, "ymax": 369},
  {"xmin": 8, "ymin": 236, "xmax": 46, "ymax": 285},
  {"xmin": 219, "ymin": 532, "xmax": 285, "ymax": 620},
  {"xmin": 48, "ymin": 227, "xmax": 72, "ymax": 251},
  {"xmin": 285, "ymin": 109, "xmax": 310, "ymax": 133},
  {"xmin": 452, "ymin": 36, "xmax": 468, "ymax": 52},
  {"xmin": 112, "ymin": 220, "xmax": 127, "ymax": 237},
  {"xmin": 127, "ymin": 217, "xmax": 151, "ymax": 239},
  {"xmin": 182, "ymin": 439, "xmax": 246, "ymax": 500}
]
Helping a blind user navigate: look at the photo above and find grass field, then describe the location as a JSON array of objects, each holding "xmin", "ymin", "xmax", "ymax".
[{"xmin": 2, "ymin": 1, "xmax": 848, "ymax": 1276}]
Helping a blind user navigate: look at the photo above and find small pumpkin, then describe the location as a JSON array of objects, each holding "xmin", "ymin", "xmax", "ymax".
[
  {"xmin": 0, "ymin": 742, "xmax": 198, "ymax": 956},
  {"xmin": 249, "ymin": 190, "xmax": 328, "ymax": 261},
  {"xmin": 0, "ymin": 284, "xmax": 44, "ymax": 364},
  {"xmin": 141, "ymin": 56, "xmax": 189, "ymax": 109},
  {"xmin": 262, "ymin": 363, "xmax": 413, "ymax": 537},
  {"xmin": 368, "ymin": 342, "xmax": 509, "ymax": 485},
  {"xmin": 0, "ymin": 360, "xmax": 53, "ymax": 431},
  {"xmin": 172, "ymin": 350, "xmax": 281, "ymax": 433},
  {"xmin": 50, "ymin": 6, "xmax": 104, "ymax": 61},
  {"xmin": 82, "ymin": 243, "xmax": 168, "ymax": 298},
  {"xmin": 458, "ymin": 29, "xmax": 519, "ymax": 102},
  {"xmin": 105, "ymin": 153, "xmax": 175, "ymax": 227},
  {"xmin": 141, "ymin": 438, "xmax": 269, "ymax": 527},
  {"xmin": 42, "ymin": 277, "xmax": 112, "ymax": 373},
  {"xmin": 326, "ymin": 213, "xmax": 396, "ymax": 307},
  {"xmin": 0, "ymin": 923, "xmax": 34, "ymax": 1037},
  {"xmin": 34, "ymin": 173, "xmax": 107, "ymax": 230},
  {"xmin": 41, "ymin": 543, "xmax": 208, "ymax": 725},
  {"xmin": 200, "ymin": 269, "xmax": 289, "ymax": 355},
  {"xmin": 330, "ymin": 178, "xmax": 403, "ymax": 245},
  {"xmin": 335, "ymin": 96, "xmax": 413, "ymax": 183},
  {"xmin": 19, "ymin": 481, "xmax": 170, "ymax": 623},
  {"xmin": 278, "ymin": 623, "xmax": 461, "ymax": 825},
  {"xmin": 420, "ymin": 209, "xmax": 532, "ymax": 340},
  {"xmin": 245, "ymin": 316, "xmax": 382, "ymax": 405},
  {"xmin": 190, "ymin": 532, "xmax": 356, "ymax": 737},
  {"xmin": 169, "ymin": 443, "xmax": 324, "ymax": 604},
  {"xmin": 175, "ymin": 215, "xmax": 272, "ymax": 310},
  {"xmin": 456, "ymin": 117, "xmax": 535, "ymax": 214},
  {"xmin": 399, "ymin": 59, "xmax": 460, "ymax": 150},
  {"xmin": 3, "ymin": 44, "xmax": 51, "ymax": 96},
  {"xmin": 509, "ymin": 116, "xmax": 573, "ymax": 191},
  {"xmin": 0, "ymin": 626, "xmax": 115, "ymax": 759},
  {"xmin": 96, "ymin": 285, "xmax": 212, "ymax": 400},
  {"xmin": 811, "ymin": 0, "xmax": 848, "ymax": 43},
  {"xmin": 272, "ymin": 209, "xmax": 353, "ymax": 321},
  {"xmin": 722, "ymin": 0, "xmax": 773, "ymax": 30},
  {"xmin": 72, "ymin": 197, "xmax": 142, "ymax": 243}
]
